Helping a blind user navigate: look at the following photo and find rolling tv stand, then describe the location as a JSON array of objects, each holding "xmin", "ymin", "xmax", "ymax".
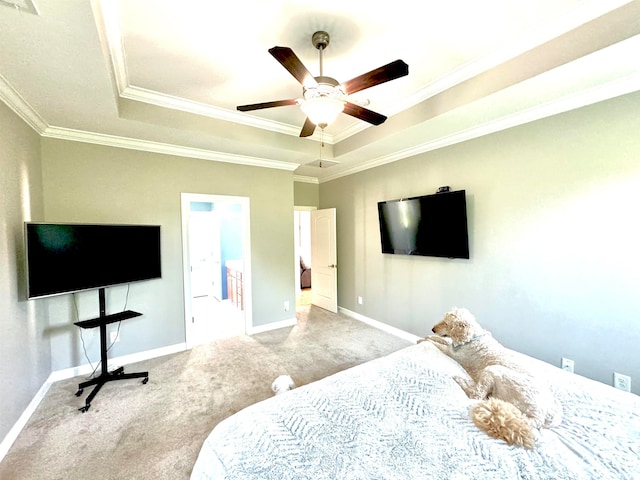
[{"xmin": 73, "ymin": 288, "xmax": 149, "ymax": 412}]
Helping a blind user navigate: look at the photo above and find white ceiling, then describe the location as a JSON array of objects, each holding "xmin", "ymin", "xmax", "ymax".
[{"xmin": 1, "ymin": 0, "xmax": 639, "ymax": 182}]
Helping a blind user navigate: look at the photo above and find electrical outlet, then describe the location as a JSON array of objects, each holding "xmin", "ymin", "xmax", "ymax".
[
  {"xmin": 561, "ymin": 357, "xmax": 574, "ymax": 373},
  {"xmin": 284, "ymin": 300, "xmax": 290, "ymax": 312},
  {"xmin": 357, "ymin": 296, "xmax": 363, "ymax": 305},
  {"xmin": 613, "ymin": 372, "xmax": 631, "ymax": 392},
  {"xmin": 110, "ymin": 331, "xmax": 120, "ymax": 343}
]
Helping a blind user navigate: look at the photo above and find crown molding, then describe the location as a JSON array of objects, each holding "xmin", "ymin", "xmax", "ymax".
[
  {"xmin": 95, "ymin": 0, "xmax": 334, "ymax": 144},
  {"xmin": 92, "ymin": 0, "xmax": 630, "ymax": 150},
  {"xmin": 319, "ymin": 71, "xmax": 640, "ymax": 183},
  {"xmin": 120, "ymin": 85, "xmax": 337, "ymax": 144},
  {"xmin": 121, "ymin": 85, "xmax": 304, "ymax": 138},
  {"xmin": 0, "ymin": 73, "xmax": 48, "ymax": 133},
  {"xmin": 333, "ymin": 0, "xmax": 633, "ymax": 144},
  {"xmin": 0, "ymin": 0, "xmax": 39, "ymax": 15},
  {"xmin": 390, "ymin": 0, "xmax": 634, "ymax": 117},
  {"xmin": 0, "ymin": 71, "xmax": 297, "ymax": 172},
  {"xmin": 3, "ymin": 0, "xmax": 635, "ymax": 184},
  {"xmin": 0, "ymin": 68, "xmax": 300, "ymax": 172},
  {"xmin": 4, "ymin": 66, "xmax": 638, "ymax": 183},
  {"xmin": 94, "ymin": 0, "xmax": 128, "ymax": 95},
  {"xmin": 41, "ymin": 126, "xmax": 299, "ymax": 171},
  {"xmin": 118, "ymin": 87, "xmax": 338, "ymax": 144},
  {"xmin": 293, "ymin": 175, "xmax": 319, "ymax": 184}
]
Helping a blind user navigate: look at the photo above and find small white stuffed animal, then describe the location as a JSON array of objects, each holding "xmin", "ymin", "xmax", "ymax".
[{"xmin": 271, "ymin": 375, "xmax": 296, "ymax": 395}]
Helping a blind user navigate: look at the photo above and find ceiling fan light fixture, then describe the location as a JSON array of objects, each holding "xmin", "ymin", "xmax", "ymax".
[
  {"xmin": 237, "ymin": 31, "xmax": 408, "ymax": 137},
  {"xmin": 300, "ymin": 96, "xmax": 344, "ymax": 129}
]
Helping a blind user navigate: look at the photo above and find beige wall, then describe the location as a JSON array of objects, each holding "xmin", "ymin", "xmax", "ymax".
[
  {"xmin": 40, "ymin": 139, "xmax": 295, "ymax": 370},
  {"xmin": 0, "ymin": 103, "xmax": 50, "ymax": 441},
  {"xmin": 321, "ymin": 91, "xmax": 640, "ymax": 394},
  {"xmin": 294, "ymin": 180, "xmax": 319, "ymax": 207}
]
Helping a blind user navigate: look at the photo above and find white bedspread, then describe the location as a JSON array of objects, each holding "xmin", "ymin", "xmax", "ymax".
[{"xmin": 191, "ymin": 342, "xmax": 640, "ymax": 479}]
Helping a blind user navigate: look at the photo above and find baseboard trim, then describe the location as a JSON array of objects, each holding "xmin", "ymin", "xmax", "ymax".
[
  {"xmin": 248, "ymin": 317, "xmax": 297, "ymax": 335},
  {"xmin": 0, "ymin": 379, "xmax": 52, "ymax": 462},
  {"xmin": 47, "ymin": 342, "xmax": 187, "ymax": 383},
  {"xmin": 0, "ymin": 342, "xmax": 186, "ymax": 463},
  {"xmin": 1, "ymin": 313, "xmax": 409, "ymax": 461},
  {"xmin": 339, "ymin": 307, "xmax": 422, "ymax": 343}
]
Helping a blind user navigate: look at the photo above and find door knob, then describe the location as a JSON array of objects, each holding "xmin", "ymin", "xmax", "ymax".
[{"xmin": 328, "ymin": 264, "xmax": 337, "ymax": 268}]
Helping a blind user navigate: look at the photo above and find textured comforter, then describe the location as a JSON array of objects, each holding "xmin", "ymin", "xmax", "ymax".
[{"xmin": 191, "ymin": 342, "xmax": 640, "ymax": 479}]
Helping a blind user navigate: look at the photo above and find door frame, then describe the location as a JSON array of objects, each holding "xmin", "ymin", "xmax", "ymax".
[{"xmin": 181, "ymin": 192, "xmax": 252, "ymax": 349}]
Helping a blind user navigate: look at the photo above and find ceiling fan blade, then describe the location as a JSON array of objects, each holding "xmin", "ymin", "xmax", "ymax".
[
  {"xmin": 299, "ymin": 117, "xmax": 316, "ymax": 137},
  {"xmin": 269, "ymin": 47, "xmax": 318, "ymax": 87},
  {"xmin": 343, "ymin": 102, "xmax": 387, "ymax": 126},
  {"xmin": 237, "ymin": 99, "xmax": 298, "ymax": 112},
  {"xmin": 342, "ymin": 59, "xmax": 409, "ymax": 95}
]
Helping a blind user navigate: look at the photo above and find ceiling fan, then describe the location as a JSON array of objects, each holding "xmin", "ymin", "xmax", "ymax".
[{"xmin": 237, "ymin": 31, "xmax": 409, "ymax": 137}]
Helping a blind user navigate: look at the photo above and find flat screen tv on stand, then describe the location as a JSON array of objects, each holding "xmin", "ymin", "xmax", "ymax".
[{"xmin": 25, "ymin": 222, "xmax": 162, "ymax": 412}]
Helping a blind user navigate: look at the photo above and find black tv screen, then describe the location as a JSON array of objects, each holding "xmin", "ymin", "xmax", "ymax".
[
  {"xmin": 377, "ymin": 190, "xmax": 469, "ymax": 259},
  {"xmin": 25, "ymin": 223, "xmax": 161, "ymax": 299}
]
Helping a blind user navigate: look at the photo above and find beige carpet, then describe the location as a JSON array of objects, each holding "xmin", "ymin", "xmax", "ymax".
[{"xmin": 0, "ymin": 306, "xmax": 411, "ymax": 480}]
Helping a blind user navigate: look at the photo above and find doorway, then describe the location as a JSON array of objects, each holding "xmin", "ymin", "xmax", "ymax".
[
  {"xmin": 181, "ymin": 193, "xmax": 252, "ymax": 348},
  {"xmin": 294, "ymin": 207, "xmax": 315, "ymax": 308}
]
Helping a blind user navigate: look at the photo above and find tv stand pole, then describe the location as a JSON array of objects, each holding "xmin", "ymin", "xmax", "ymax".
[{"xmin": 73, "ymin": 287, "xmax": 149, "ymax": 412}]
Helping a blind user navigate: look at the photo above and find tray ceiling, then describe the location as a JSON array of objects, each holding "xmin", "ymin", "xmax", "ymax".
[{"xmin": 1, "ymin": 0, "xmax": 639, "ymax": 181}]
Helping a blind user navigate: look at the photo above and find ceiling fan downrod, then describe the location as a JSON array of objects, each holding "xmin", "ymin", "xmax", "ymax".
[{"xmin": 311, "ymin": 31, "xmax": 330, "ymax": 77}]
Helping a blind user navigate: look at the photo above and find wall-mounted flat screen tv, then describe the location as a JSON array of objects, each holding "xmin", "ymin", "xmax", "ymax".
[
  {"xmin": 25, "ymin": 223, "xmax": 161, "ymax": 299},
  {"xmin": 377, "ymin": 190, "xmax": 469, "ymax": 259}
]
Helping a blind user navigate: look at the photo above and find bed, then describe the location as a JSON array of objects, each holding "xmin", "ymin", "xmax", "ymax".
[{"xmin": 191, "ymin": 342, "xmax": 640, "ymax": 479}]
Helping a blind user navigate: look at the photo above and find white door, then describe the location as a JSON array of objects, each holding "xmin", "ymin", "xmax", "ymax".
[{"xmin": 311, "ymin": 208, "xmax": 337, "ymax": 313}]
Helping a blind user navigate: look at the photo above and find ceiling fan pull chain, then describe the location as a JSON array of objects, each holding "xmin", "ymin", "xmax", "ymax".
[{"xmin": 319, "ymin": 129, "xmax": 324, "ymax": 168}]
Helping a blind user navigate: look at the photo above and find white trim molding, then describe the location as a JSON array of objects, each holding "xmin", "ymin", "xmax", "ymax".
[
  {"xmin": 46, "ymin": 343, "xmax": 187, "ymax": 383},
  {"xmin": 93, "ymin": 0, "xmax": 335, "ymax": 143},
  {"xmin": 41, "ymin": 126, "xmax": 300, "ymax": 171},
  {"xmin": 339, "ymin": 307, "xmax": 422, "ymax": 344},
  {"xmin": 0, "ymin": 380, "xmax": 51, "ymax": 462},
  {"xmin": 0, "ymin": 73, "xmax": 48, "ymax": 134},
  {"xmin": 293, "ymin": 175, "xmax": 319, "ymax": 184},
  {"xmin": 0, "ymin": 342, "xmax": 186, "ymax": 463},
  {"xmin": 319, "ymin": 70, "xmax": 640, "ymax": 183},
  {"xmin": 247, "ymin": 317, "xmax": 297, "ymax": 335}
]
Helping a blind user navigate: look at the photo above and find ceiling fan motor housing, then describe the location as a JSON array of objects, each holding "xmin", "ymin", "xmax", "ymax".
[
  {"xmin": 303, "ymin": 76, "xmax": 344, "ymax": 101},
  {"xmin": 311, "ymin": 31, "xmax": 330, "ymax": 50}
]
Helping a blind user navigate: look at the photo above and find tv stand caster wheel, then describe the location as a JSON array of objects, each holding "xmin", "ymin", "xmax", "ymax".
[
  {"xmin": 79, "ymin": 404, "xmax": 91, "ymax": 413},
  {"xmin": 142, "ymin": 377, "xmax": 148, "ymax": 385},
  {"xmin": 75, "ymin": 389, "xmax": 84, "ymax": 397}
]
